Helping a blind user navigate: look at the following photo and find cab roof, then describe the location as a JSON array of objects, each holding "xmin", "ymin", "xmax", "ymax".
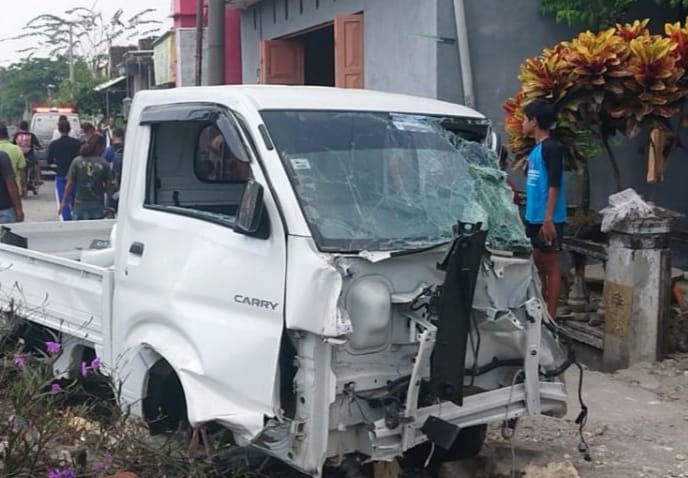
[{"xmin": 136, "ymin": 85, "xmax": 486, "ymax": 119}]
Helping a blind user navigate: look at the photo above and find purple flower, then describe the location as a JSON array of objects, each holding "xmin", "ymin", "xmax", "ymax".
[
  {"xmin": 80, "ymin": 361, "xmax": 88, "ymax": 377},
  {"xmin": 90, "ymin": 356, "xmax": 101, "ymax": 371},
  {"xmin": 46, "ymin": 468, "xmax": 75, "ymax": 478},
  {"xmin": 60, "ymin": 469, "xmax": 75, "ymax": 478},
  {"xmin": 45, "ymin": 341, "xmax": 61, "ymax": 354},
  {"xmin": 95, "ymin": 452, "xmax": 113, "ymax": 473},
  {"xmin": 27, "ymin": 420, "xmax": 34, "ymax": 430},
  {"xmin": 50, "ymin": 382, "xmax": 62, "ymax": 395},
  {"xmin": 8, "ymin": 415, "xmax": 18, "ymax": 428},
  {"xmin": 13, "ymin": 354, "xmax": 25, "ymax": 368}
]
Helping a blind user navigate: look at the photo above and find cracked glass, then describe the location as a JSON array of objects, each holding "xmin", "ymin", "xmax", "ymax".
[{"xmin": 261, "ymin": 110, "xmax": 530, "ymax": 254}]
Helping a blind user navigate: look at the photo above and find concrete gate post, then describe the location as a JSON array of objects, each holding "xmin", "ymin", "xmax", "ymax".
[{"xmin": 602, "ymin": 215, "xmax": 676, "ymax": 371}]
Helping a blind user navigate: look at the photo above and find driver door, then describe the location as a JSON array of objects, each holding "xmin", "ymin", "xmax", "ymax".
[{"xmin": 113, "ymin": 104, "xmax": 286, "ymax": 432}]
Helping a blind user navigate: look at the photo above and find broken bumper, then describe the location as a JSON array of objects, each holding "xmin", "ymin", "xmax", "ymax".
[{"xmin": 369, "ymin": 380, "xmax": 567, "ymax": 459}]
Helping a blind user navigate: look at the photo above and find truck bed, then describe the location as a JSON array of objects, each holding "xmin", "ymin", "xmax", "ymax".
[{"xmin": 0, "ymin": 220, "xmax": 116, "ymax": 348}]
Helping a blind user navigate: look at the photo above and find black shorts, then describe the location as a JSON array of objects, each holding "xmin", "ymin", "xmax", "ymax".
[{"xmin": 525, "ymin": 222, "xmax": 565, "ymax": 252}]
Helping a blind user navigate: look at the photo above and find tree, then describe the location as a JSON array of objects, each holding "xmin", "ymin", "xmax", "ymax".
[
  {"xmin": 5, "ymin": 7, "xmax": 162, "ymax": 78},
  {"xmin": 56, "ymin": 60, "xmax": 104, "ymax": 117},
  {"xmin": 503, "ymin": 19, "xmax": 688, "ymax": 193},
  {"xmin": 540, "ymin": 0, "xmax": 688, "ymax": 28},
  {"xmin": 540, "ymin": 0, "xmax": 637, "ymax": 28},
  {"xmin": 0, "ymin": 57, "xmax": 68, "ymax": 120}
]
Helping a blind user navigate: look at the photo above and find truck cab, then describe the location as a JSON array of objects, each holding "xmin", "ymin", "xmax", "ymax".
[{"xmin": 0, "ymin": 86, "xmax": 568, "ymax": 476}]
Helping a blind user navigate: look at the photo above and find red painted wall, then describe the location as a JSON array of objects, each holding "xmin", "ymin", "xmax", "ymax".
[
  {"xmin": 172, "ymin": 0, "xmax": 207, "ymax": 28},
  {"xmin": 225, "ymin": 9, "xmax": 242, "ymax": 84}
]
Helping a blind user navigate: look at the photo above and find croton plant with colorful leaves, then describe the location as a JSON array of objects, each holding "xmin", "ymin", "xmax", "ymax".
[{"xmin": 504, "ymin": 19, "xmax": 688, "ymax": 191}]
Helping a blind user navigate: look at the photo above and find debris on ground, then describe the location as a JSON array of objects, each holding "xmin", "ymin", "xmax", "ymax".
[
  {"xmin": 521, "ymin": 460, "xmax": 580, "ymax": 478},
  {"xmin": 437, "ymin": 456, "xmax": 493, "ymax": 478}
]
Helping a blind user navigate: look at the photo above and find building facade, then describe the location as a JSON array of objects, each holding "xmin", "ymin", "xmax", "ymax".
[
  {"xmin": 154, "ymin": 0, "xmax": 242, "ymax": 87},
  {"xmin": 232, "ymin": 0, "xmax": 574, "ymax": 129}
]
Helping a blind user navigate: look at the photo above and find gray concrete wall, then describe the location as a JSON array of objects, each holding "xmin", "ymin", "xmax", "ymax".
[
  {"xmin": 176, "ymin": 29, "xmax": 209, "ymax": 87},
  {"xmin": 456, "ymin": 0, "xmax": 577, "ymax": 131},
  {"xmin": 436, "ymin": 0, "xmax": 462, "ymax": 103},
  {"xmin": 240, "ymin": 0, "xmax": 438, "ymax": 98}
]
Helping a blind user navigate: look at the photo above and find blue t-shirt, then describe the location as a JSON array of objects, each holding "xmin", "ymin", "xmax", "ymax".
[{"xmin": 525, "ymin": 138, "xmax": 566, "ymax": 224}]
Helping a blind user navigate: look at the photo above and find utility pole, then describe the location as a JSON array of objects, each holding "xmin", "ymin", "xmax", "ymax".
[
  {"xmin": 195, "ymin": 0, "xmax": 204, "ymax": 86},
  {"xmin": 207, "ymin": 0, "xmax": 226, "ymax": 85},
  {"xmin": 68, "ymin": 23, "xmax": 75, "ymax": 82}
]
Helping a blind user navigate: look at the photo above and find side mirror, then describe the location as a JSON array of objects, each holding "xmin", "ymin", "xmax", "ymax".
[{"xmin": 234, "ymin": 180, "xmax": 265, "ymax": 236}]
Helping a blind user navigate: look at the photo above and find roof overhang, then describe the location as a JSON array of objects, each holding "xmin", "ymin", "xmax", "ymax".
[
  {"xmin": 225, "ymin": 0, "xmax": 263, "ymax": 9},
  {"xmin": 94, "ymin": 76, "xmax": 126, "ymax": 92}
]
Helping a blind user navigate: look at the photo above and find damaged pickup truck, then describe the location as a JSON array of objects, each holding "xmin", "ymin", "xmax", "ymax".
[{"xmin": 0, "ymin": 86, "xmax": 570, "ymax": 476}]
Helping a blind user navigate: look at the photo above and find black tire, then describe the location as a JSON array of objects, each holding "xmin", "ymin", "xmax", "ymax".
[{"xmin": 403, "ymin": 424, "xmax": 487, "ymax": 469}]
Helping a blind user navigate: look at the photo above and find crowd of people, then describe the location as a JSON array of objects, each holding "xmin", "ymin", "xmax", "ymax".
[{"xmin": 0, "ymin": 115, "xmax": 125, "ymax": 224}]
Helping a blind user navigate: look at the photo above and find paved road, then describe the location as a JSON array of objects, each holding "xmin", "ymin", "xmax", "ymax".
[{"xmin": 22, "ymin": 179, "xmax": 61, "ymax": 222}]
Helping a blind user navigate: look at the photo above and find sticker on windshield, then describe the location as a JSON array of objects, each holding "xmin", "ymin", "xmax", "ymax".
[
  {"xmin": 390, "ymin": 114, "xmax": 434, "ymax": 133},
  {"xmin": 290, "ymin": 158, "xmax": 312, "ymax": 170}
]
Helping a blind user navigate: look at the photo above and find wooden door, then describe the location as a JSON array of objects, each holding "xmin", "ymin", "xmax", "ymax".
[
  {"xmin": 259, "ymin": 39, "xmax": 304, "ymax": 85},
  {"xmin": 335, "ymin": 14, "xmax": 364, "ymax": 88}
]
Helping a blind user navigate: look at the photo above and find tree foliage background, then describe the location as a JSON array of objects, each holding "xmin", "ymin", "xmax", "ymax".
[
  {"xmin": 0, "ymin": 6, "xmax": 162, "ymax": 122},
  {"xmin": 0, "ymin": 58, "xmax": 67, "ymax": 121},
  {"xmin": 503, "ymin": 19, "xmax": 688, "ymax": 193},
  {"xmin": 540, "ymin": 0, "xmax": 688, "ymax": 27},
  {"xmin": 0, "ymin": 57, "xmax": 105, "ymax": 121},
  {"xmin": 13, "ymin": 7, "xmax": 161, "ymax": 76}
]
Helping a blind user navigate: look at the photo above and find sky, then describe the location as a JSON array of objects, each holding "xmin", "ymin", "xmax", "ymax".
[{"xmin": 0, "ymin": 0, "xmax": 172, "ymax": 66}]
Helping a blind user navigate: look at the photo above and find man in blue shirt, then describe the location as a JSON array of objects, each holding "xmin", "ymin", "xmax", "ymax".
[{"xmin": 522, "ymin": 99, "xmax": 566, "ymax": 320}]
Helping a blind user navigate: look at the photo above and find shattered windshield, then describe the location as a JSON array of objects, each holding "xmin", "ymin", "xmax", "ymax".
[{"xmin": 261, "ymin": 110, "xmax": 530, "ymax": 253}]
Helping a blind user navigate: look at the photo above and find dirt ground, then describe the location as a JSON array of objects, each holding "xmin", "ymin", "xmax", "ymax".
[
  {"xmin": 18, "ymin": 183, "xmax": 688, "ymax": 478},
  {"xmin": 474, "ymin": 356, "xmax": 688, "ymax": 478}
]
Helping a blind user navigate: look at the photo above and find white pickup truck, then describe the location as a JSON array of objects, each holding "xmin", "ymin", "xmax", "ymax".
[{"xmin": 0, "ymin": 86, "xmax": 569, "ymax": 476}]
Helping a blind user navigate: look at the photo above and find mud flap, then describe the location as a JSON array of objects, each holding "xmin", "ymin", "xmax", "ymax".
[{"xmin": 431, "ymin": 222, "xmax": 487, "ymax": 406}]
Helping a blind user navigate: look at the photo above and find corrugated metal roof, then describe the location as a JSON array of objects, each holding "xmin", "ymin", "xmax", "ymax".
[{"xmin": 93, "ymin": 76, "xmax": 126, "ymax": 92}]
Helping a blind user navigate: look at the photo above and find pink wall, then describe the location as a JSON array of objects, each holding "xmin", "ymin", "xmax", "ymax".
[
  {"xmin": 171, "ymin": 0, "xmax": 242, "ymax": 84},
  {"xmin": 172, "ymin": 0, "xmax": 208, "ymax": 28}
]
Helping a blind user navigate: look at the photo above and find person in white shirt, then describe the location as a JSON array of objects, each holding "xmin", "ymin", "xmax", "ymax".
[
  {"xmin": 52, "ymin": 115, "xmax": 80, "ymax": 141},
  {"xmin": 102, "ymin": 116, "xmax": 116, "ymax": 148}
]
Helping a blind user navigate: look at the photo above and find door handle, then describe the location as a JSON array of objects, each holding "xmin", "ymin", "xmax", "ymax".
[{"xmin": 129, "ymin": 242, "xmax": 145, "ymax": 256}]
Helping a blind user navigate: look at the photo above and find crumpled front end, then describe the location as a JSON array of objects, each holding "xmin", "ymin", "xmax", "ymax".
[
  {"xmin": 264, "ymin": 236, "xmax": 568, "ymax": 476},
  {"xmin": 327, "ymin": 249, "xmax": 568, "ymax": 463}
]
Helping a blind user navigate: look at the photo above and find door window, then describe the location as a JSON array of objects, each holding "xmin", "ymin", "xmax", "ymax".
[{"xmin": 145, "ymin": 116, "xmax": 252, "ymax": 223}]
